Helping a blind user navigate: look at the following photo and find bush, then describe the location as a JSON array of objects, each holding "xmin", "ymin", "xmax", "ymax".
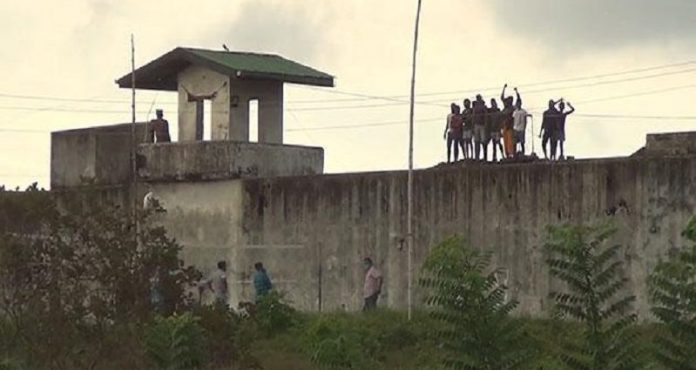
[
  {"xmin": 144, "ymin": 313, "xmax": 207, "ymax": 370},
  {"xmin": 193, "ymin": 304, "xmax": 261, "ymax": 369},
  {"xmin": 302, "ymin": 313, "xmax": 380, "ymax": 370},
  {"xmin": 545, "ymin": 223, "xmax": 643, "ymax": 370},
  {"xmin": 648, "ymin": 217, "xmax": 696, "ymax": 370},
  {"xmin": 255, "ymin": 291, "xmax": 299, "ymax": 336},
  {"xmin": 420, "ymin": 236, "xmax": 536, "ymax": 369}
]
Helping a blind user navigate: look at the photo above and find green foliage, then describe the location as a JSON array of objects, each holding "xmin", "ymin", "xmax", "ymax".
[
  {"xmin": 193, "ymin": 304, "xmax": 261, "ymax": 369},
  {"xmin": 302, "ymin": 313, "xmax": 380, "ymax": 370},
  {"xmin": 145, "ymin": 313, "xmax": 207, "ymax": 370},
  {"xmin": 0, "ymin": 191, "xmax": 200, "ymax": 369},
  {"xmin": 545, "ymin": 223, "xmax": 642, "ymax": 370},
  {"xmin": 255, "ymin": 291, "xmax": 299, "ymax": 336},
  {"xmin": 648, "ymin": 217, "xmax": 696, "ymax": 370},
  {"xmin": 419, "ymin": 236, "xmax": 535, "ymax": 370}
]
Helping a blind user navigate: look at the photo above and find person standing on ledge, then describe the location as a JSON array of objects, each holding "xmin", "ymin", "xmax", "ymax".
[
  {"xmin": 362, "ymin": 257, "xmax": 383, "ymax": 311},
  {"xmin": 253, "ymin": 262, "xmax": 273, "ymax": 302},
  {"xmin": 444, "ymin": 103, "xmax": 464, "ymax": 163},
  {"xmin": 556, "ymin": 100, "xmax": 575, "ymax": 160},
  {"xmin": 148, "ymin": 109, "xmax": 171, "ymax": 143}
]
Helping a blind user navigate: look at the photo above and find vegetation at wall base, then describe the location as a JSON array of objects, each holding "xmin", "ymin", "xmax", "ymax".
[
  {"xmin": 545, "ymin": 223, "xmax": 643, "ymax": 370},
  {"xmin": 419, "ymin": 236, "xmax": 537, "ymax": 370},
  {"xmin": 648, "ymin": 217, "xmax": 696, "ymax": 370}
]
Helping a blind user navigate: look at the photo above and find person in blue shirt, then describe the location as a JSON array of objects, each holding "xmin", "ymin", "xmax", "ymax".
[{"xmin": 253, "ymin": 262, "xmax": 273, "ymax": 302}]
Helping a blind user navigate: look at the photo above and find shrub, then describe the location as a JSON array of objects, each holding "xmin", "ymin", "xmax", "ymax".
[
  {"xmin": 419, "ymin": 236, "xmax": 535, "ymax": 370},
  {"xmin": 302, "ymin": 314, "xmax": 379, "ymax": 370},
  {"xmin": 648, "ymin": 217, "xmax": 696, "ymax": 370},
  {"xmin": 545, "ymin": 223, "xmax": 643, "ymax": 370},
  {"xmin": 255, "ymin": 291, "xmax": 299, "ymax": 336},
  {"xmin": 193, "ymin": 304, "xmax": 261, "ymax": 369},
  {"xmin": 144, "ymin": 313, "xmax": 207, "ymax": 370}
]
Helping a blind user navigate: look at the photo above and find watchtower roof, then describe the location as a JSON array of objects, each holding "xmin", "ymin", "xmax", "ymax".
[{"xmin": 116, "ymin": 47, "xmax": 334, "ymax": 91}]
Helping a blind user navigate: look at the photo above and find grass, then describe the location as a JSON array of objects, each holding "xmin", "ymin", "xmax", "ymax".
[{"xmin": 246, "ymin": 310, "xmax": 665, "ymax": 370}]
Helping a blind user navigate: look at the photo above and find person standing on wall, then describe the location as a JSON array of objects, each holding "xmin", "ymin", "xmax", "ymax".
[
  {"xmin": 472, "ymin": 94, "xmax": 489, "ymax": 161},
  {"xmin": 512, "ymin": 89, "xmax": 531, "ymax": 156},
  {"xmin": 500, "ymin": 85, "xmax": 516, "ymax": 159},
  {"xmin": 461, "ymin": 99, "xmax": 474, "ymax": 160},
  {"xmin": 148, "ymin": 109, "xmax": 171, "ymax": 143},
  {"xmin": 555, "ymin": 100, "xmax": 575, "ymax": 160},
  {"xmin": 487, "ymin": 98, "xmax": 504, "ymax": 162},
  {"xmin": 362, "ymin": 257, "xmax": 383, "ymax": 311},
  {"xmin": 444, "ymin": 103, "xmax": 464, "ymax": 163},
  {"xmin": 540, "ymin": 100, "xmax": 560, "ymax": 160},
  {"xmin": 253, "ymin": 262, "xmax": 273, "ymax": 302}
]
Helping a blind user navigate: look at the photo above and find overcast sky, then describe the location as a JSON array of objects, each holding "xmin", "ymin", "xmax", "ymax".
[{"xmin": 1, "ymin": 0, "xmax": 696, "ymax": 189}]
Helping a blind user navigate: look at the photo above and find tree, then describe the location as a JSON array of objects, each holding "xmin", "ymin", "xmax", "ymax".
[
  {"xmin": 545, "ymin": 224, "xmax": 642, "ymax": 370},
  {"xmin": 419, "ymin": 237, "xmax": 535, "ymax": 370},
  {"xmin": 0, "ymin": 193, "xmax": 200, "ymax": 369},
  {"xmin": 648, "ymin": 217, "xmax": 696, "ymax": 370}
]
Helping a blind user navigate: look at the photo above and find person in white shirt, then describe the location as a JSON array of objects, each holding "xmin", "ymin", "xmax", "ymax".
[
  {"xmin": 512, "ymin": 94, "xmax": 531, "ymax": 155},
  {"xmin": 204, "ymin": 260, "xmax": 229, "ymax": 307}
]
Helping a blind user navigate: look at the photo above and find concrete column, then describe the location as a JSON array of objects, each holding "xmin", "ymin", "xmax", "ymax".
[{"xmin": 258, "ymin": 83, "xmax": 284, "ymax": 144}]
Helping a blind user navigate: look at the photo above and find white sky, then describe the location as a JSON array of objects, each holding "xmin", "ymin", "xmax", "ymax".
[{"xmin": 1, "ymin": 0, "xmax": 696, "ymax": 189}]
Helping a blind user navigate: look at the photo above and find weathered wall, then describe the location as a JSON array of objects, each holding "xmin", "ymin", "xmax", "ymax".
[
  {"xmin": 177, "ymin": 65, "xmax": 231, "ymax": 141},
  {"xmin": 137, "ymin": 141, "xmax": 324, "ymax": 181},
  {"xmin": 176, "ymin": 65, "xmax": 284, "ymax": 144},
  {"xmin": 646, "ymin": 131, "xmax": 696, "ymax": 156},
  {"xmin": 228, "ymin": 78, "xmax": 283, "ymax": 144},
  {"xmin": 51, "ymin": 123, "xmax": 148, "ymax": 189},
  {"xmin": 147, "ymin": 155, "xmax": 696, "ymax": 318}
]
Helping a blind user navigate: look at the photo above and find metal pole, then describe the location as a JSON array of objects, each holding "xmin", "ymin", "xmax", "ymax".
[
  {"xmin": 407, "ymin": 0, "xmax": 423, "ymax": 321},
  {"xmin": 130, "ymin": 34, "xmax": 138, "ymax": 230}
]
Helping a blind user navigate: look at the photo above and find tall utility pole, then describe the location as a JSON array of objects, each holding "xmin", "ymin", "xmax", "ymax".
[
  {"xmin": 407, "ymin": 0, "xmax": 423, "ymax": 321},
  {"xmin": 130, "ymin": 34, "xmax": 138, "ymax": 231}
]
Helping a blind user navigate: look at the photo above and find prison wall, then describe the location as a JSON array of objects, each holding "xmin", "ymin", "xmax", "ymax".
[{"xmin": 149, "ymin": 155, "xmax": 696, "ymax": 318}]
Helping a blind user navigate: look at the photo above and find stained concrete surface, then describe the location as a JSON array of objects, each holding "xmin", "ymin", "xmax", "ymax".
[{"xmin": 144, "ymin": 155, "xmax": 696, "ymax": 318}]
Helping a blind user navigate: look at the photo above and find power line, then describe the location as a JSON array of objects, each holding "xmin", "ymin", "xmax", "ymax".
[
  {"xmin": 2, "ymin": 63, "xmax": 696, "ymax": 113},
  {"xmin": 298, "ymin": 59, "xmax": 696, "ymax": 100}
]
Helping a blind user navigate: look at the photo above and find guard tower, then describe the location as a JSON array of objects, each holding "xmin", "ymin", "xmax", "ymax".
[{"xmin": 116, "ymin": 47, "xmax": 333, "ymax": 144}]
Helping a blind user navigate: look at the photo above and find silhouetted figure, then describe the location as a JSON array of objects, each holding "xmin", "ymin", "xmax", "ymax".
[
  {"xmin": 148, "ymin": 109, "xmax": 171, "ymax": 143},
  {"xmin": 444, "ymin": 103, "xmax": 465, "ymax": 163},
  {"xmin": 462, "ymin": 99, "xmax": 474, "ymax": 159},
  {"xmin": 540, "ymin": 100, "xmax": 560, "ymax": 160},
  {"xmin": 472, "ymin": 94, "xmax": 489, "ymax": 161},
  {"xmin": 512, "ymin": 88, "xmax": 530, "ymax": 155},
  {"xmin": 556, "ymin": 100, "xmax": 575, "ymax": 160},
  {"xmin": 487, "ymin": 99, "xmax": 504, "ymax": 161}
]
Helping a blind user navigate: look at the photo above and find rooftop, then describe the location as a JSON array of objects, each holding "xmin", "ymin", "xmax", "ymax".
[{"xmin": 116, "ymin": 47, "xmax": 334, "ymax": 91}]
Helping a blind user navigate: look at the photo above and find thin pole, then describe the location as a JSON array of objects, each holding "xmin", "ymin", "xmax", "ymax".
[
  {"xmin": 130, "ymin": 34, "xmax": 138, "ymax": 229},
  {"xmin": 407, "ymin": 0, "xmax": 423, "ymax": 321}
]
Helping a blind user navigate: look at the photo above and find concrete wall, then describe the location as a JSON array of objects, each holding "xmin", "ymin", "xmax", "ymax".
[
  {"xmin": 146, "ymin": 155, "xmax": 696, "ymax": 318},
  {"xmin": 176, "ymin": 66, "xmax": 284, "ymax": 144},
  {"xmin": 646, "ymin": 131, "xmax": 696, "ymax": 156},
  {"xmin": 137, "ymin": 141, "xmax": 324, "ymax": 182},
  {"xmin": 51, "ymin": 123, "xmax": 148, "ymax": 189},
  {"xmin": 228, "ymin": 78, "xmax": 284, "ymax": 144},
  {"xmin": 177, "ymin": 65, "xmax": 231, "ymax": 141}
]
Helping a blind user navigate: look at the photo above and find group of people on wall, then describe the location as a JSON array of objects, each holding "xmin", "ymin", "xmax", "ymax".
[{"xmin": 444, "ymin": 84, "xmax": 575, "ymax": 163}]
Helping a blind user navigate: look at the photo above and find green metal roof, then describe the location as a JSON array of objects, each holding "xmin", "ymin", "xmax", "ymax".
[{"xmin": 116, "ymin": 47, "xmax": 334, "ymax": 91}]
